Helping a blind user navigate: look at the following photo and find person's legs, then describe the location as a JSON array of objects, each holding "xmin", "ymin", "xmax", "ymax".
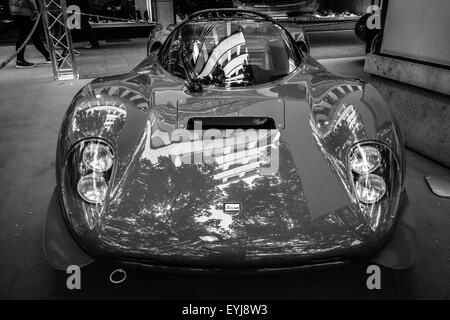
[
  {"xmin": 80, "ymin": 15, "xmax": 99, "ymax": 48},
  {"xmin": 15, "ymin": 16, "xmax": 36, "ymax": 67},
  {"xmin": 30, "ymin": 23, "xmax": 50, "ymax": 60},
  {"xmin": 15, "ymin": 16, "xmax": 32, "ymax": 62}
]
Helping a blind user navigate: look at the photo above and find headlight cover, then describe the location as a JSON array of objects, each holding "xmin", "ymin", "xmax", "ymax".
[
  {"xmin": 77, "ymin": 173, "xmax": 108, "ymax": 204},
  {"xmin": 355, "ymin": 174, "xmax": 386, "ymax": 204},
  {"xmin": 82, "ymin": 142, "xmax": 113, "ymax": 172},
  {"xmin": 61, "ymin": 139, "xmax": 115, "ymax": 234},
  {"xmin": 347, "ymin": 141, "xmax": 402, "ymax": 232},
  {"xmin": 349, "ymin": 145, "xmax": 381, "ymax": 174}
]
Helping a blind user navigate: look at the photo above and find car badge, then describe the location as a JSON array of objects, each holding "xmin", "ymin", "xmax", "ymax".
[{"xmin": 223, "ymin": 202, "xmax": 241, "ymax": 213}]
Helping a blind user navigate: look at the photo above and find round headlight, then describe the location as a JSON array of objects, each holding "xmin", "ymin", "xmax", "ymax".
[
  {"xmin": 77, "ymin": 173, "xmax": 108, "ymax": 204},
  {"xmin": 349, "ymin": 145, "xmax": 381, "ymax": 174},
  {"xmin": 355, "ymin": 174, "xmax": 386, "ymax": 204},
  {"xmin": 82, "ymin": 142, "xmax": 113, "ymax": 172}
]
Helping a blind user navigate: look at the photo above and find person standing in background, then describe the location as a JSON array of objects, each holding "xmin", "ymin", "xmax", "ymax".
[{"xmin": 9, "ymin": 0, "xmax": 51, "ymax": 68}]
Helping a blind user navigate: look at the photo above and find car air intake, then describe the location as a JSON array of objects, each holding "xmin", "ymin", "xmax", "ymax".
[{"xmin": 186, "ymin": 117, "xmax": 277, "ymax": 130}]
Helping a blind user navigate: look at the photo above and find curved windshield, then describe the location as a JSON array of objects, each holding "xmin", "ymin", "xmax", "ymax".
[{"xmin": 159, "ymin": 17, "xmax": 301, "ymax": 87}]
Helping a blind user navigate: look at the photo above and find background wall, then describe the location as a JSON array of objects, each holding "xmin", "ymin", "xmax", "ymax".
[
  {"xmin": 370, "ymin": 75, "xmax": 450, "ymax": 168},
  {"xmin": 381, "ymin": 0, "xmax": 450, "ymax": 67},
  {"xmin": 155, "ymin": 0, "xmax": 174, "ymax": 26}
]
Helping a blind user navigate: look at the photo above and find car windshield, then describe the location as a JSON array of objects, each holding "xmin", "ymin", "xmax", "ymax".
[{"xmin": 159, "ymin": 17, "xmax": 301, "ymax": 87}]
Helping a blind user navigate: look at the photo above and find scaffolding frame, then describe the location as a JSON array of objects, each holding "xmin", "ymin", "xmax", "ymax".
[{"xmin": 39, "ymin": 0, "xmax": 78, "ymax": 80}]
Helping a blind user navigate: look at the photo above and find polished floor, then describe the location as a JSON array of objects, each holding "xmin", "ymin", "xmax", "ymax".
[{"xmin": 0, "ymin": 30, "xmax": 449, "ymax": 299}]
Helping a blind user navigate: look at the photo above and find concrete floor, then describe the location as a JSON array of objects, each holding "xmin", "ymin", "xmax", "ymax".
[{"xmin": 0, "ymin": 31, "xmax": 449, "ymax": 299}]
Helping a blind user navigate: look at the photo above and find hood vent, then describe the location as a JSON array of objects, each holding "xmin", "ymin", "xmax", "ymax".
[{"xmin": 186, "ymin": 117, "xmax": 276, "ymax": 130}]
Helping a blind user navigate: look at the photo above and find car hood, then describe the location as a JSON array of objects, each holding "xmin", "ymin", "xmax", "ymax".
[{"xmin": 100, "ymin": 95, "xmax": 360, "ymax": 260}]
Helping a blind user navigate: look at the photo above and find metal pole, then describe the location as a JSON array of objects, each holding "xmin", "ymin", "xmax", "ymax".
[
  {"xmin": 60, "ymin": 0, "xmax": 78, "ymax": 79},
  {"xmin": 148, "ymin": 0, "xmax": 153, "ymax": 22},
  {"xmin": 39, "ymin": 0, "xmax": 57, "ymax": 79},
  {"xmin": 39, "ymin": 0, "xmax": 78, "ymax": 80}
]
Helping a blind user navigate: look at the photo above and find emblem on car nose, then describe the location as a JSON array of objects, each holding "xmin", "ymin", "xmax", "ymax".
[{"xmin": 223, "ymin": 202, "xmax": 241, "ymax": 213}]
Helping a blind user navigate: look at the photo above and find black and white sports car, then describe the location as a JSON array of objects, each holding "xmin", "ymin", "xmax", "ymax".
[{"xmin": 44, "ymin": 9, "xmax": 416, "ymax": 272}]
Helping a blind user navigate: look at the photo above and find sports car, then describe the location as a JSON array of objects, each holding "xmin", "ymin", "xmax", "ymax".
[{"xmin": 44, "ymin": 9, "xmax": 416, "ymax": 272}]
